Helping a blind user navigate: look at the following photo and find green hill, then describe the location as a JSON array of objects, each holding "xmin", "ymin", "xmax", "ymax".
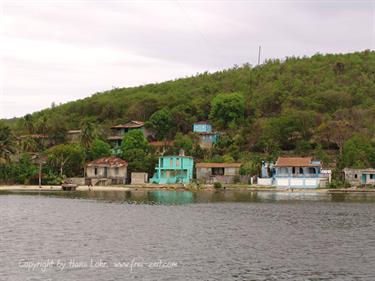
[{"xmin": 5, "ymin": 50, "xmax": 375, "ymax": 169}]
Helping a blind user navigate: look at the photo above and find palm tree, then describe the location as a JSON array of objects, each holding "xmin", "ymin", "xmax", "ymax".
[
  {"xmin": 21, "ymin": 136, "xmax": 38, "ymax": 152},
  {"xmin": 24, "ymin": 114, "xmax": 35, "ymax": 134},
  {"xmin": 0, "ymin": 124, "xmax": 16, "ymax": 162},
  {"xmin": 80, "ymin": 120, "xmax": 96, "ymax": 150},
  {"xmin": 36, "ymin": 115, "xmax": 49, "ymax": 149}
]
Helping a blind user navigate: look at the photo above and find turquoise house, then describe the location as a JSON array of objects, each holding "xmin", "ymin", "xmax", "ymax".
[
  {"xmin": 193, "ymin": 121, "xmax": 219, "ymax": 148},
  {"xmin": 150, "ymin": 155, "xmax": 194, "ymax": 184}
]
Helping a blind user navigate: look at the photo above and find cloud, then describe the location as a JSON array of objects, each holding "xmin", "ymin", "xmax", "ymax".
[{"xmin": 1, "ymin": 0, "xmax": 374, "ymax": 118}]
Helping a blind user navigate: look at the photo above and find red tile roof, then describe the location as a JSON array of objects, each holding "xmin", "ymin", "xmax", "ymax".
[
  {"xmin": 275, "ymin": 157, "xmax": 318, "ymax": 167},
  {"xmin": 196, "ymin": 163, "xmax": 242, "ymax": 168},
  {"xmin": 111, "ymin": 120, "xmax": 144, "ymax": 129},
  {"xmin": 86, "ymin": 156, "xmax": 127, "ymax": 167}
]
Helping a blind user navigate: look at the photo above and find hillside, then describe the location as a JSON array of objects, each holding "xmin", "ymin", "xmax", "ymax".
[{"xmin": 5, "ymin": 50, "xmax": 375, "ymax": 169}]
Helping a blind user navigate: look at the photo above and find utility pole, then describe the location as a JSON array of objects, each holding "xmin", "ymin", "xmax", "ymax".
[{"xmin": 258, "ymin": 45, "xmax": 261, "ymax": 65}]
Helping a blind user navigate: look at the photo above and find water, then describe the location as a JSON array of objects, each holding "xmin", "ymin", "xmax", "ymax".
[{"xmin": 1, "ymin": 190, "xmax": 375, "ymax": 280}]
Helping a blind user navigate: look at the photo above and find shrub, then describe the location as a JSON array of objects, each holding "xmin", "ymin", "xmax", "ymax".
[{"xmin": 213, "ymin": 182, "xmax": 222, "ymax": 189}]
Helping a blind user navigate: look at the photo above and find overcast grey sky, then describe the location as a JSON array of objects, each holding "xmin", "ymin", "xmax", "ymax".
[{"xmin": 1, "ymin": 0, "xmax": 374, "ymax": 118}]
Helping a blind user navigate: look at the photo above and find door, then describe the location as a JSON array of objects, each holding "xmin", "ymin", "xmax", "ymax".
[
  {"xmin": 361, "ymin": 174, "xmax": 366, "ymax": 184},
  {"xmin": 104, "ymin": 167, "xmax": 108, "ymax": 178}
]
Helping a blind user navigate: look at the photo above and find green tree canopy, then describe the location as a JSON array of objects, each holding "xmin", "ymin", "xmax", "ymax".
[
  {"xmin": 0, "ymin": 123, "xmax": 16, "ymax": 162},
  {"xmin": 146, "ymin": 108, "xmax": 175, "ymax": 140},
  {"xmin": 86, "ymin": 139, "xmax": 112, "ymax": 161},
  {"xmin": 341, "ymin": 135, "xmax": 375, "ymax": 168},
  {"xmin": 209, "ymin": 92, "xmax": 245, "ymax": 128},
  {"xmin": 120, "ymin": 129, "xmax": 149, "ymax": 152},
  {"xmin": 47, "ymin": 144, "xmax": 85, "ymax": 177}
]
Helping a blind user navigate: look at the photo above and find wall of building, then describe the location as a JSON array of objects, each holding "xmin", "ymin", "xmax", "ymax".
[
  {"xmin": 86, "ymin": 166, "xmax": 127, "ymax": 180},
  {"xmin": 257, "ymin": 178, "xmax": 273, "ymax": 186},
  {"xmin": 344, "ymin": 169, "xmax": 375, "ymax": 186},
  {"xmin": 196, "ymin": 167, "xmax": 242, "ymax": 184},
  {"xmin": 275, "ymin": 177, "xmax": 321, "ymax": 188},
  {"xmin": 131, "ymin": 172, "xmax": 148, "ymax": 184},
  {"xmin": 151, "ymin": 156, "xmax": 194, "ymax": 184},
  {"xmin": 193, "ymin": 123, "xmax": 212, "ymax": 133}
]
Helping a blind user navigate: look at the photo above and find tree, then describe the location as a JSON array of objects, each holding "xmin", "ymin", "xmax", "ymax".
[
  {"xmin": 47, "ymin": 144, "xmax": 85, "ymax": 177},
  {"xmin": 16, "ymin": 154, "xmax": 37, "ymax": 184},
  {"xmin": 209, "ymin": 92, "xmax": 245, "ymax": 128},
  {"xmin": 173, "ymin": 133, "xmax": 193, "ymax": 154},
  {"xmin": 327, "ymin": 120, "xmax": 353, "ymax": 154},
  {"xmin": 86, "ymin": 139, "xmax": 111, "ymax": 161},
  {"xmin": 35, "ymin": 115, "xmax": 49, "ymax": 149},
  {"xmin": 340, "ymin": 135, "xmax": 375, "ymax": 168},
  {"xmin": 21, "ymin": 136, "xmax": 38, "ymax": 152},
  {"xmin": 80, "ymin": 119, "xmax": 96, "ymax": 149},
  {"xmin": 0, "ymin": 154, "xmax": 37, "ymax": 184},
  {"xmin": 23, "ymin": 114, "xmax": 34, "ymax": 134},
  {"xmin": 48, "ymin": 116, "xmax": 68, "ymax": 144},
  {"xmin": 0, "ymin": 123, "xmax": 16, "ymax": 162},
  {"xmin": 120, "ymin": 130, "xmax": 152, "ymax": 175},
  {"xmin": 146, "ymin": 108, "xmax": 175, "ymax": 140},
  {"xmin": 120, "ymin": 130, "xmax": 149, "ymax": 152}
]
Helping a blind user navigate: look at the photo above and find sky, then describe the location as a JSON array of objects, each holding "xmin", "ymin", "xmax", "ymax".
[{"xmin": 1, "ymin": 0, "xmax": 374, "ymax": 119}]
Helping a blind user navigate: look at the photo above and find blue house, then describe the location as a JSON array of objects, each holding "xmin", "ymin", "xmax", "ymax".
[
  {"xmin": 150, "ymin": 154, "xmax": 194, "ymax": 184},
  {"xmin": 258, "ymin": 157, "xmax": 330, "ymax": 188},
  {"xmin": 273, "ymin": 157, "xmax": 327, "ymax": 188},
  {"xmin": 193, "ymin": 121, "xmax": 219, "ymax": 148}
]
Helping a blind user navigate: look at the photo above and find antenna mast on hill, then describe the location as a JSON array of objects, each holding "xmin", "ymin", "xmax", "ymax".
[{"xmin": 258, "ymin": 45, "xmax": 261, "ymax": 65}]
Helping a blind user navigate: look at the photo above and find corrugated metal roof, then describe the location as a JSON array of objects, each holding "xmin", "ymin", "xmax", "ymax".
[
  {"xmin": 111, "ymin": 120, "xmax": 144, "ymax": 129},
  {"xmin": 86, "ymin": 156, "xmax": 127, "ymax": 167}
]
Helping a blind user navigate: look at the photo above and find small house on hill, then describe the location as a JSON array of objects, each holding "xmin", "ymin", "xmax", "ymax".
[
  {"xmin": 85, "ymin": 156, "xmax": 127, "ymax": 186},
  {"xmin": 67, "ymin": 130, "xmax": 81, "ymax": 144},
  {"xmin": 107, "ymin": 120, "xmax": 151, "ymax": 153},
  {"xmin": 193, "ymin": 121, "xmax": 219, "ymax": 149},
  {"xmin": 196, "ymin": 162, "xmax": 242, "ymax": 184}
]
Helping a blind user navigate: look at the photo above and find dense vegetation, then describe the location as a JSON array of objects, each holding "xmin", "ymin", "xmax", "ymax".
[{"xmin": 1, "ymin": 50, "xmax": 375, "ymax": 184}]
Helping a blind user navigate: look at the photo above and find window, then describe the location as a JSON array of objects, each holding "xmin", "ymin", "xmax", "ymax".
[
  {"xmin": 299, "ymin": 167, "xmax": 304, "ymax": 174},
  {"xmin": 176, "ymin": 158, "xmax": 180, "ymax": 167},
  {"xmin": 292, "ymin": 167, "xmax": 296, "ymax": 174},
  {"xmin": 94, "ymin": 167, "xmax": 98, "ymax": 175},
  {"xmin": 370, "ymin": 174, "xmax": 375, "ymax": 179},
  {"xmin": 355, "ymin": 174, "xmax": 358, "ymax": 179},
  {"xmin": 170, "ymin": 159, "xmax": 173, "ymax": 166},
  {"xmin": 308, "ymin": 167, "xmax": 316, "ymax": 174},
  {"xmin": 115, "ymin": 167, "xmax": 119, "ymax": 175},
  {"xmin": 160, "ymin": 158, "xmax": 164, "ymax": 167},
  {"xmin": 212, "ymin": 167, "xmax": 224, "ymax": 176}
]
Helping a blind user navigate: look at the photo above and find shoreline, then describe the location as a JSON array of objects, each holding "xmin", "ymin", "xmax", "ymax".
[{"xmin": 1, "ymin": 185, "xmax": 375, "ymax": 193}]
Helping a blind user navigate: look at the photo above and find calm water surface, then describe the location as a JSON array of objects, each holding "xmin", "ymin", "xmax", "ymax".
[{"xmin": 1, "ymin": 190, "xmax": 375, "ymax": 280}]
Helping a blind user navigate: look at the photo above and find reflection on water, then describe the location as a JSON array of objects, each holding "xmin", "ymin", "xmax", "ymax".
[{"xmin": 2, "ymin": 189, "xmax": 375, "ymax": 204}]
